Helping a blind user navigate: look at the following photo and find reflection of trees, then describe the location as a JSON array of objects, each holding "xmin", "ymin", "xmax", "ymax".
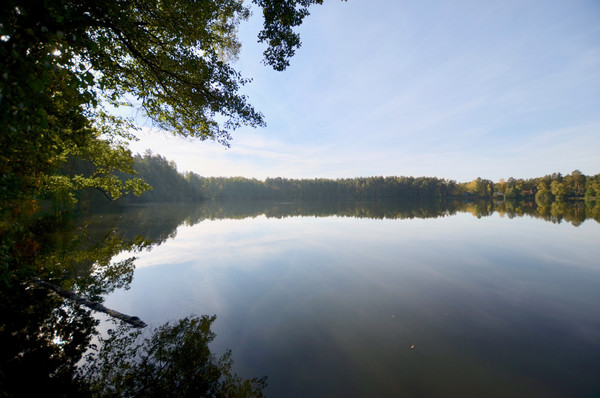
[
  {"xmin": 174, "ymin": 198, "xmax": 599, "ymax": 226},
  {"xmin": 495, "ymin": 200, "xmax": 596, "ymax": 226},
  {"xmin": 81, "ymin": 316, "xmax": 266, "ymax": 397},
  {"xmin": 1, "ymin": 197, "xmax": 596, "ymax": 395},
  {"xmin": 88, "ymin": 198, "xmax": 598, "ymax": 228},
  {"xmin": 1, "ymin": 282, "xmax": 96, "ymax": 396},
  {"xmin": 0, "ymin": 209, "xmax": 265, "ymax": 397},
  {"xmin": 0, "ymin": 211, "xmax": 151, "ymax": 395},
  {"xmin": 183, "ymin": 198, "xmax": 464, "ymax": 221}
]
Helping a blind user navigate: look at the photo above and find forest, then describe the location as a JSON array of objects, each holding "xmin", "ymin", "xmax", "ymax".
[
  {"xmin": 0, "ymin": 0, "xmax": 339, "ymax": 396},
  {"xmin": 0, "ymin": 0, "xmax": 597, "ymax": 396},
  {"xmin": 100, "ymin": 152, "xmax": 599, "ymax": 205}
]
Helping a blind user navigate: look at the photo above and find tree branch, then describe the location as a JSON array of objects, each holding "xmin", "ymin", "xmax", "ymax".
[{"xmin": 30, "ymin": 278, "xmax": 147, "ymax": 328}]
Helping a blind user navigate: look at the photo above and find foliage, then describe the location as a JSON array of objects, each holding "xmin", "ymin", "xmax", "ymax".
[
  {"xmin": 496, "ymin": 171, "xmax": 599, "ymax": 202},
  {"xmin": 116, "ymin": 166, "xmax": 597, "ymax": 204},
  {"xmin": 119, "ymin": 151, "xmax": 204, "ymax": 203},
  {"xmin": 81, "ymin": 316, "xmax": 266, "ymax": 398},
  {"xmin": 185, "ymin": 175, "xmax": 463, "ymax": 200},
  {"xmin": 1, "ymin": 2, "xmax": 332, "ymax": 396},
  {"xmin": 254, "ymin": 0, "xmax": 347, "ymax": 71},
  {"xmin": 465, "ymin": 177, "xmax": 495, "ymax": 198},
  {"xmin": 1, "ymin": 0, "xmax": 343, "ymax": 213},
  {"xmin": 0, "ymin": 0, "xmax": 151, "ymax": 211},
  {"xmin": 535, "ymin": 189, "xmax": 554, "ymax": 206}
]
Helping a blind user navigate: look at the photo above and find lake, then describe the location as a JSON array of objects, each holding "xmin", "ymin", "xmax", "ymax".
[{"xmin": 101, "ymin": 200, "xmax": 600, "ymax": 397}]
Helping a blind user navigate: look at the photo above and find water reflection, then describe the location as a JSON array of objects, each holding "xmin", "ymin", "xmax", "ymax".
[
  {"xmin": 0, "ymin": 208, "xmax": 265, "ymax": 396},
  {"xmin": 102, "ymin": 199, "xmax": 600, "ymax": 397},
  {"xmin": 0, "ymin": 213, "xmax": 150, "ymax": 396},
  {"xmin": 80, "ymin": 315, "xmax": 267, "ymax": 396},
  {"xmin": 1, "ymin": 199, "xmax": 599, "ymax": 397},
  {"xmin": 105, "ymin": 198, "xmax": 600, "ymax": 226}
]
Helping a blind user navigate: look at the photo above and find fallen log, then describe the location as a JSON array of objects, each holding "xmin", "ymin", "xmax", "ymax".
[{"xmin": 30, "ymin": 278, "xmax": 147, "ymax": 328}]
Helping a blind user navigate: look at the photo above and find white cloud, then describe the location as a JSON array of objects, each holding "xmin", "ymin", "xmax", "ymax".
[{"xmin": 122, "ymin": 0, "xmax": 599, "ymax": 182}]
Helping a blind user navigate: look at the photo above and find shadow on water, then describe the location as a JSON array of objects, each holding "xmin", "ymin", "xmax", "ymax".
[{"xmin": 0, "ymin": 198, "xmax": 598, "ymax": 396}]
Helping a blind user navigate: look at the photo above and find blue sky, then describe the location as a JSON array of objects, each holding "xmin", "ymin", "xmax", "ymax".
[{"xmin": 127, "ymin": 0, "xmax": 600, "ymax": 182}]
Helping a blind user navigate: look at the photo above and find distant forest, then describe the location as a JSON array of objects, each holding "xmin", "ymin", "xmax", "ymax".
[{"xmin": 107, "ymin": 152, "xmax": 599, "ymax": 205}]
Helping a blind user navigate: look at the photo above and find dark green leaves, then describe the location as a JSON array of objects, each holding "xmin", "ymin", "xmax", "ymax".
[
  {"xmin": 253, "ymin": 0, "xmax": 346, "ymax": 71},
  {"xmin": 1, "ymin": 0, "xmax": 343, "ymax": 212},
  {"xmin": 82, "ymin": 316, "xmax": 267, "ymax": 397}
]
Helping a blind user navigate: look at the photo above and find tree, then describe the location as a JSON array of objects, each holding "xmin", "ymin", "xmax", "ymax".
[
  {"xmin": 466, "ymin": 177, "xmax": 494, "ymax": 198},
  {"xmin": 1, "ymin": 0, "xmax": 343, "ymax": 210},
  {"xmin": 497, "ymin": 178, "xmax": 506, "ymax": 194},
  {"xmin": 82, "ymin": 316, "xmax": 266, "ymax": 397},
  {"xmin": 585, "ymin": 173, "xmax": 600, "ymax": 199},
  {"xmin": 550, "ymin": 180, "xmax": 568, "ymax": 201},
  {"xmin": 535, "ymin": 189, "xmax": 554, "ymax": 206},
  {"xmin": 1, "ymin": 3, "xmax": 339, "ymax": 393},
  {"xmin": 565, "ymin": 170, "xmax": 586, "ymax": 197},
  {"xmin": 2, "ymin": 2, "xmax": 139, "ymax": 207}
]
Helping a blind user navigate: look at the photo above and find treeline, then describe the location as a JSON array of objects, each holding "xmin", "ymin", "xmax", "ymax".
[
  {"xmin": 115, "ymin": 153, "xmax": 472, "ymax": 203},
  {"xmin": 67, "ymin": 152, "xmax": 599, "ymax": 205},
  {"xmin": 496, "ymin": 171, "xmax": 600, "ymax": 203},
  {"xmin": 66, "ymin": 151, "xmax": 204, "ymax": 208},
  {"xmin": 181, "ymin": 170, "xmax": 599, "ymax": 203},
  {"xmin": 121, "ymin": 151, "xmax": 204, "ymax": 203},
  {"xmin": 183, "ymin": 175, "xmax": 464, "ymax": 200}
]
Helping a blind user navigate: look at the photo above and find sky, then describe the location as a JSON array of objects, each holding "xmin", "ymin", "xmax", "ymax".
[{"xmin": 126, "ymin": 0, "xmax": 600, "ymax": 182}]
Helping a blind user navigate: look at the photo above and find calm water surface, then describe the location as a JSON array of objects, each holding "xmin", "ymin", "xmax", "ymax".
[{"xmin": 104, "ymin": 202, "xmax": 600, "ymax": 397}]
